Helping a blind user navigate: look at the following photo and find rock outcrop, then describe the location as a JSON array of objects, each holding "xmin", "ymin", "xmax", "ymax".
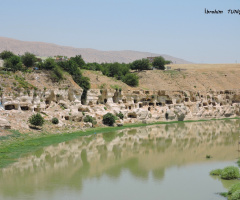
[
  {"xmin": 0, "ymin": 87, "xmax": 240, "ymax": 131},
  {"xmin": 0, "ymin": 118, "xmax": 11, "ymax": 129}
]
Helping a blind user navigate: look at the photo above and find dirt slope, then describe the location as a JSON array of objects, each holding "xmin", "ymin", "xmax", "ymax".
[
  {"xmin": 137, "ymin": 64, "xmax": 240, "ymax": 92},
  {"xmin": 82, "ymin": 70, "xmax": 134, "ymax": 90}
]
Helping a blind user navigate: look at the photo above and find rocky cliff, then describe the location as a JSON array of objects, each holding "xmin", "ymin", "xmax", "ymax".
[{"xmin": 0, "ymin": 85, "xmax": 240, "ymax": 132}]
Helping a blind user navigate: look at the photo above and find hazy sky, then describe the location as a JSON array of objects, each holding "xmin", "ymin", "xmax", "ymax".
[{"xmin": 0, "ymin": 0, "xmax": 239, "ymax": 63}]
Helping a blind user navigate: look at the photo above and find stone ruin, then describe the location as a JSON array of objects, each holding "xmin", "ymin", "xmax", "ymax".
[{"xmin": 0, "ymin": 87, "xmax": 240, "ymax": 129}]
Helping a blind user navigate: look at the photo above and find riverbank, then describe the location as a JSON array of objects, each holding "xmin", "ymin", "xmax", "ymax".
[{"xmin": 0, "ymin": 117, "xmax": 239, "ymax": 169}]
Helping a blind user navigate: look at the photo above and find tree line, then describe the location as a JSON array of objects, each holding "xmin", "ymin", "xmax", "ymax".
[{"xmin": 0, "ymin": 50, "xmax": 172, "ymax": 95}]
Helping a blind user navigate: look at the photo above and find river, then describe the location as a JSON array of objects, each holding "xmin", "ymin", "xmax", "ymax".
[{"xmin": 0, "ymin": 119, "xmax": 240, "ymax": 200}]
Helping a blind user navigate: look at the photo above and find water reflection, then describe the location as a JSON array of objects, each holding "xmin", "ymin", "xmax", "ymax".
[{"xmin": 0, "ymin": 120, "xmax": 239, "ymax": 199}]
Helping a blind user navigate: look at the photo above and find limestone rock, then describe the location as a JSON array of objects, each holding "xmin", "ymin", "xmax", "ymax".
[{"xmin": 0, "ymin": 118, "xmax": 11, "ymax": 129}]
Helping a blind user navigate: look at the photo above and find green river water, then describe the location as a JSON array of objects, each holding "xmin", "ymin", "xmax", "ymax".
[{"xmin": 0, "ymin": 119, "xmax": 240, "ymax": 200}]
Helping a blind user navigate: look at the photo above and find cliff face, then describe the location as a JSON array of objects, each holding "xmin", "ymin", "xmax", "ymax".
[{"xmin": 0, "ymin": 87, "xmax": 240, "ymax": 132}]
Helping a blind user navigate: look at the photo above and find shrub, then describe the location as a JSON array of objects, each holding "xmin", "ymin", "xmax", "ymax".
[
  {"xmin": 231, "ymin": 190, "xmax": 240, "ymax": 200},
  {"xmin": 206, "ymin": 155, "xmax": 211, "ymax": 159},
  {"xmin": 70, "ymin": 55, "xmax": 85, "ymax": 68},
  {"xmin": 130, "ymin": 58, "xmax": 150, "ymax": 71},
  {"xmin": 43, "ymin": 58, "xmax": 57, "ymax": 70},
  {"xmin": 84, "ymin": 115, "xmax": 97, "ymax": 125},
  {"xmin": 152, "ymin": 56, "xmax": 166, "ymax": 70},
  {"xmin": 0, "ymin": 51, "xmax": 15, "ymax": 60},
  {"xmin": 165, "ymin": 112, "xmax": 169, "ymax": 120},
  {"xmin": 228, "ymin": 183, "xmax": 240, "ymax": 195},
  {"xmin": 21, "ymin": 52, "xmax": 37, "ymax": 68},
  {"xmin": 50, "ymin": 65, "xmax": 64, "ymax": 82},
  {"xmin": 221, "ymin": 166, "xmax": 240, "ymax": 180},
  {"xmin": 237, "ymin": 159, "xmax": 240, "ymax": 167},
  {"xmin": 116, "ymin": 112, "xmax": 124, "ymax": 120},
  {"xmin": 4, "ymin": 56, "xmax": 22, "ymax": 72},
  {"xmin": 122, "ymin": 73, "xmax": 139, "ymax": 87},
  {"xmin": 210, "ymin": 169, "xmax": 222, "ymax": 176},
  {"xmin": 103, "ymin": 113, "xmax": 115, "ymax": 126},
  {"xmin": 28, "ymin": 113, "xmax": 44, "ymax": 126},
  {"xmin": 52, "ymin": 117, "xmax": 59, "ymax": 124}
]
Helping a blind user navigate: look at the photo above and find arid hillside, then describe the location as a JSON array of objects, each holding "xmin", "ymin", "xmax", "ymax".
[
  {"xmin": 70, "ymin": 64, "xmax": 240, "ymax": 92},
  {"xmin": 1, "ymin": 64, "xmax": 239, "ymax": 93},
  {"xmin": 136, "ymin": 64, "xmax": 240, "ymax": 92},
  {"xmin": 0, "ymin": 37, "xmax": 191, "ymax": 64}
]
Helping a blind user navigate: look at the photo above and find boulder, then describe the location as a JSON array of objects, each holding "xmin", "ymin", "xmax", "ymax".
[{"xmin": 0, "ymin": 118, "xmax": 11, "ymax": 129}]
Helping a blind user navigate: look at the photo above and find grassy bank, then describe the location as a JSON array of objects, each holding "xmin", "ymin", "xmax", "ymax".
[{"xmin": 0, "ymin": 117, "xmax": 239, "ymax": 169}]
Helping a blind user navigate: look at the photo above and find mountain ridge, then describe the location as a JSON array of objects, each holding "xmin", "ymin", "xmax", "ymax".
[{"xmin": 0, "ymin": 36, "xmax": 192, "ymax": 64}]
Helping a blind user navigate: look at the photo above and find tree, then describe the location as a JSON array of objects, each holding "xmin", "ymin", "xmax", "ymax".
[
  {"xmin": 109, "ymin": 62, "xmax": 125, "ymax": 79},
  {"xmin": 103, "ymin": 113, "xmax": 115, "ymax": 126},
  {"xmin": 78, "ymin": 76, "xmax": 90, "ymax": 103},
  {"xmin": 123, "ymin": 73, "xmax": 139, "ymax": 87},
  {"xmin": 43, "ymin": 58, "xmax": 57, "ymax": 70},
  {"xmin": 50, "ymin": 65, "xmax": 64, "ymax": 82},
  {"xmin": 59, "ymin": 60, "xmax": 91, "ymax": 103},
  {"xmin": 59, "ymin": 59, "xmax": 79, "ymax": 75},
  {"xmin": 70, "ymin": 55, "xmax": 85, "ymax": 68},
  {"xmin": 21, "ymin": 52, "xmax": 37, "ymax": 68},
  {"xmin": 4, "ymin": 55, "xmax": 22, "ymax": 72},
  {"xmin": 130, "ymin": 59, "xmax": 150, "ymax": 71},
  {"xmin": 0, "ymin": 51, "xmax": 15, "ymax": 60},
  {"xmin": 165, "ymin": 60, "xmax": 172, "ymax": 64},
  {"xmin": 28, "ymin": 113, "xmax": 44, "ymax": 126},
  {"xmin": 152, "ymin": 56, "xmax": 166, "ymax": 70}
]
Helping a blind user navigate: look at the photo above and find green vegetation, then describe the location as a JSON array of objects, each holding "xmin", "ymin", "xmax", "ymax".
[
  {"xmin": 52, "ymin": 117, "xmax": 59, "ymax": 124},
  {"xmin": 122, "ymin": 73, "xmax": 139, "ymax": 87},
  {"xmin": 50, "ymin": 65, "xmax": 64, "ymax": 82},
  {"xmin": 41, "ymin": 58, "xmax": 57, "ymax": 70},
  {"xmin": 58, "ymin": 57, "xmax": 90, "ymax": 102},
  {"xmin": 28, "ymin": 113, "xmax": 44, "ymax": 126},
  {"xmin": 231, "ymin": 190, "xmax": 240, "ymax": 200},
  {"xmin": 21, "ymin": 52, "xmax": 37, "ymax": 68},
  {"xmin": 0, "ymin": 130, "xmax": 21, "ymax": 141},
  {"xmin": 0, "ymin": 51, "xmax": 90, "ymax": 99},
  {"xmin": 116, "ymin": 112, "xmax": 124, "ymax": 120},
  {"xmin": 83, "ymin": 62, "xmax": 137, "ymax": 87},
  {"xmin": 0, "ymin": 50, "xmax": 174, "ymax": 89},
  {"xmin": 237, "ymin": 159, "xmax": 240, "ymax": 167},
  {"xmin": 4, "ymin": 55, "xmax": 23, "ymax": 72},
  {"xmin": 210, "ymin": 166, "xmax": 240, "ymax": 180},
  {"xmin": 14, "ymin": 75, "xmax": 37, "ymax": 90},
  {"xmin": 0, "ymin": 50, "xmax": 15, "ymax": 60},
  {"xmin": 83, "ymin": 115, "xmax": 97, "ymax": 125},
  {"xmin": 210, "ymin": 169, "xmax": 222, "ymax": 176},
  {"xmin": 152, "ymin": 56, "xmax": 166, "ymax": 70},
  {"xmin": 70, "ymin": 55, "xmax": 85, "ymax": 68},
  {"xmin": 103, "ymin": 113, "xmax": 116, "ymax": 126},
  {"xmin": 218, "ymin": 182, "xmax": 240, "ymax": 200},
  {"xmin": 221, "ymin": 166, "xmax": 240, "ymax": 180},
  {"xmin": 130, "ymin": 58, "xmax": 150, "ymax": 71},
  {"xmin": 206, "ymin": 154, "xmax": 211, "ymax": 159},
  {"xmin": 228, "ymin": 183, "xmax": 240, "ymax": 196}
]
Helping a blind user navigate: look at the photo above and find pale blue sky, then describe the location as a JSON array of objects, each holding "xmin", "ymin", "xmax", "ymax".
[{"xmin": 0, "ymin": 0, "xmax": 239, "ymax": 63}]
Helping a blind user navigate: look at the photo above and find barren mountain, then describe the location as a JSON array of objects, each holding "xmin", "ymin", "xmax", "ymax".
[{"xmin": 0, "ymin": 37, "xmax": 191, "ymax": 64}]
